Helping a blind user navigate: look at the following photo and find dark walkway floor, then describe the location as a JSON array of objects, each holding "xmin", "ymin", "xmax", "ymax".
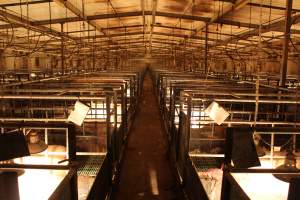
[{"xmin": 113, "ymin": 71, "xmax": 186, "ymax": 200}]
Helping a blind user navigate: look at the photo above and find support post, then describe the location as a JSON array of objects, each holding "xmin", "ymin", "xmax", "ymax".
[
  {"xmin": 204, "ymin": 23, "xmax": 208, "ymax": 75},
  {"xmin": 92, "ymin": 36, "xmax": 96, "ymax": 72},
  {"xmin": 61, "ymin": 23, "xmax": 65, "ymax": 75},
  {"xmin": 67, "ymin": 124, "xmax": 78, "ymax": 200},
  {"xmin": 280, "ymin": 0, "xmax": 293, "ymax": 87}
]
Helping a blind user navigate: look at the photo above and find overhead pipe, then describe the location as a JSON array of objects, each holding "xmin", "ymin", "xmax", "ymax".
[{"xmin": 0, "ymin": 95, "xmax": 106, "ymax": 100}]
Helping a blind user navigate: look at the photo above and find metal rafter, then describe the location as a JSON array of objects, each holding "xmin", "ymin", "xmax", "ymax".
[
  {"xmin": 0, "ymin": 11, "xmax": 262, "ymax": 30},
  {"xmin": 149, "ymin": 0, "xmax": 158, "ymax": 52},
  {"xmin": 212, "ymin": 11, "xmax": 300, "ymax": 49},
  {"xmin": 54, "ymin": 0, "xmax": 107, "ymax": 37},
  {"xmin": 280, "ymin": 0, "xmax": 293, "ymax": 87},
  {"xmin": 0, "ymin": 0, "xmax": 52, "ymax": 7},
  {"xmin": 192, "ymin": 0, "xmax": 250, "ymax": 37}
]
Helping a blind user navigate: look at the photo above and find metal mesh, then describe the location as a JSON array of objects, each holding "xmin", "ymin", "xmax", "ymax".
[
  {"xmin": 77, "ymin": 155, "xmax": 106, "ymax": 176},
  {"xmin": 190, "ymin": 156, "xmax": 223, "ymax": 172}
]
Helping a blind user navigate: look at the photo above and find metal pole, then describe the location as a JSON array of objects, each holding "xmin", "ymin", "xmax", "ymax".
[
  {"xmin": 92, "ymin": 36, "xmax": 96, "ymax": 72},
  {"xmin": 280, "ymin": 0, "xmax": 293, "ymax": 87},
  {"xmin": 204, "ymin": 23, "xmax": 208, "ymax": 75},
  {"xmin": 61, "ymin": 23, "xmax": 65, "ymax": 75}
]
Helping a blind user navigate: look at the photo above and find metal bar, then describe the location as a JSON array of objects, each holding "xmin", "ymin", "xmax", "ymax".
[
  {"xmin": 248, "ymin": 2, "xmax": 300, "ymax": 12},
  {"xmin": 0, "ymin": 8, "xmax": 80, "ymax": 45},
  {"xmin": 149, "ymin": 0, "xmax": 157, "ymax": 52},
  {"xmin": 254, "ymin": 79, "xmax": 259, "ymax": 126},
  {"xmin": 32, "ymin": 11, "xmax": 259, "ymax": 28},
  {"xmin": 0, "ymin": 118, "xmax": 107, "ymax": 123},
  {"xmin": 280, "ymin": 0, "xmax": 293, "ymax": 87},
  {"xmin": 54, "ymin": 0, "xmax": 109, "ymax": 39},
  {"xmin": 67, "ymin": 124, "xmax": 78, "ymax": 200},
  {"xmin": 190, "ymin": 120, "xmax": 300, "ymax": 126},
  {"xmin": 106, "ymin": 96, "xmax": 111, "ymax": 151},
  {"xmin": 1, "ymin": 76, "xmax": 66, "ymax": 88},
  {"xmin": 0, "ymin": 164, "xmax": 69, "ymax": 170},
  {"xmin": 191, "ymin": 97, "xmax": 300, "ymax": 104},
  {"xmin": 0, "ymin": 95, "xmax": 106, "ymax": 100},
  {"xmin": 0, "ymin": 0, "xmax": 52, "ymax": 7},
  {"xmin": 193, "ymin": 0, "xmax": 250, "ymax": 37},
  {"xmin": 61, "ymin": 23, "xmax": 65, "ymax": 75},
  {"xmin": 204, "ymin": 23, "xmax": 208, "ymax": 74},
  {"xmin": 230, "ymin": 168, "xmax": 300, "ymax": 173}
]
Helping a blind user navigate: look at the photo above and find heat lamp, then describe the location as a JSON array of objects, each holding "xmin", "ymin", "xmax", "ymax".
[
  {"xmin": 68, "ymin": 100, "xmax": 90, "ymax": 126},
  {"xmin": 0, "ymin": 130, "xmax": 30, "ymax": 176},
  {"xmin": 204, "ymin": 101, "xmax": 229, "ymax": 125},
  {"xmin": 273, "ymin": 143, "xmax": 300, "ymax": 183},
  {"xmin": 26, "ymin": 129, "xmax": 48, "ymax": 154},
  {"xmin": 253, "ymin": 133, "xmax": 267, "ymax": 157}
]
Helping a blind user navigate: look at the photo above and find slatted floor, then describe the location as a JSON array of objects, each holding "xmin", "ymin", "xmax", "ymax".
[
  {"xmin": 77, "ymin": 155, "xmax": 106, "ymax": 176},
  {"xmin": 77, "ymin": 154, "xmax": 106, "ymax": 200},
  {"xmin": 190, "ymin": 156, "xmax": 223, "ymax": 172}
]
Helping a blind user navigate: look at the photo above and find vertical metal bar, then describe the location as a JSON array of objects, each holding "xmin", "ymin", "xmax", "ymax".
[
  {"xmin": 254, "ymin": 79, "xmax": 259, "ymax": 127},
  {"xmin": 113, "ymin": 91, "xmax": 118, "ymax": 161},
  {"xmin": 67, "ymin": 124, "xmax": 78, "ymax": 200},
  {"xmin": 271, "ymin": 132, "xmax": 274, "ymax": 166},
  {"xmin": 45, "ymin": 128, "xmax": 48, "ymax": 144},
  {"xmin": 61, "ymin": 23, "xmax": 65, "ymax": 75},
  {"xmin": 121, "ymin": 84, "xmax": 127, "ymax": 137},
  {"xmin": 280, "ymin": 0, "xmax": 293, "ymax": 87},
  {"xmin": 92, "ymin": 36, "xmax": 95, "ymax": 72},
  {"xmin": 106, "ymin": 95, "xmax": 111, "ymax": 151},
  {"xmin": 221, "ymin": 127, "xmax": 234, "ymax": 200},
  {"xmin": 67, "ymin": 124, "xmax": 76, "ymax": 161},
  {"xmin": 204, "ymin": 23, "xmax": 208, "ymax": 75},
  {"xmin": 186, "ymin": 96, "xmax": 192, "ymax": 154}
]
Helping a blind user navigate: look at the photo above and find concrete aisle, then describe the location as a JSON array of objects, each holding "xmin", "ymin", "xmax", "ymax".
[{"xmin": 113, "ymin": 71, "xmax": 186, "ymax": 200}]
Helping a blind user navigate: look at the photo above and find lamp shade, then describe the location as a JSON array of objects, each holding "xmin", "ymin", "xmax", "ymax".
[
  {"xmin": 204, "ymin": 101, "xmax": 229, "ymax": 125},
  {"xmin": 253, "ymin": 134, "xmax": 266, "ymax": 157},
  {"xmin": 0, "ymin": 131, "xmax": 30, "ymax": 161},
  {"xmin": 273, "ymin": 151, "xmax": 300, "ymax": 182},
  {"xmin": 26, "ymin": 130, "xmax": 48, "ymax": 154},
  {"xmin": 231, "ymin": 128, "xmax": 261, "ymax": 168},
  {"xmin": 68, "ymin": 101, "xmax": 90, "ymax": 126}
]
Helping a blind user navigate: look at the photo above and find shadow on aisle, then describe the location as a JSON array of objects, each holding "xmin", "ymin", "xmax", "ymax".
[{"xmin": 112, "ymin": 71, "xmax": 186, "ymax": 200}]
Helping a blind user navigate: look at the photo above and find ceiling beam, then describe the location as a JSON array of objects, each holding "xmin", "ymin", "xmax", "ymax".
[
  {"xmin": 248, "ymin": 2, "xmax": 300, "ymax": 13},
  {"xmin": 54, "ymin": 0, "xmax": 107, "ymax": 37},
  {"xmin": 213, "ymin": 10, "xmax": 300, "ymax": 49},
  {"xmin": 0, "ymin": 10, "xmax": 260, "ymax": 30},
  {"xmin": 192, "ymin": 0, "xmax": 250, "ymax": 40},
  {"xmin": 0, "ymin": 8, "xmax": 62, "ymax": 39},
  {"xmin": 0, "ymin": 0, "xmax": 52, "ymax": 7},
  {"xmin": 31, "ymin": 11, "xmax": 212, "ymax": 25},
  {"xmin": 0, "ymin": 7, "xmax": 99, "ymax": 51},
  {"xmin": 149, "ymin": 0, "xmax": 158, "ymax": 52}
]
